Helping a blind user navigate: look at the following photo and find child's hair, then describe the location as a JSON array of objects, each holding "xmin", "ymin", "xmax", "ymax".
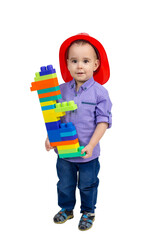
[{"xmin": 66, "ymin": 40, "xmax": 100, "ymax": 60}]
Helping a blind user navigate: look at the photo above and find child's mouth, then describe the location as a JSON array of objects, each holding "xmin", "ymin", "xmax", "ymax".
[{"xmin": 77, "ymin": 72, "xmax": 84, "ymax": 75}]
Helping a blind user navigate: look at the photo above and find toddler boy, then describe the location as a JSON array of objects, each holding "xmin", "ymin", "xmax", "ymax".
[{"xmin": 45, "ymin": 33, "xmax": 112, "ymax": 230}]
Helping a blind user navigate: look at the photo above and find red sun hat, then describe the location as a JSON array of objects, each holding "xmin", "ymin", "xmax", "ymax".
[{"xmin": 59, "ymin": 33, "xmax": 110, "ymax": 85}]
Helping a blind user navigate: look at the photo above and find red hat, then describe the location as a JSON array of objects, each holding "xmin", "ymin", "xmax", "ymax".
[{"xmin": 59, "ymin": 33, "xmax": 110, "ymax": 85}]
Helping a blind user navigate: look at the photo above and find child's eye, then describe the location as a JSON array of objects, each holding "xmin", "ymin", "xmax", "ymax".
[
  {"xmin": 72, "ymin": 60, "xmax": 77, "ymax": 63},
  {"xmin": 84, "ymin": 59, "xmax": 89, "ymax": 63}
]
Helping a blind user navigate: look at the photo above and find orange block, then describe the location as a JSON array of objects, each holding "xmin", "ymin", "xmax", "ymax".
[
  {"xmin": 50, "ymin": 138, "xmax": 79, "ymax": 147},
  {"xmin": 30, "ymin": 78, "xmax": 59, "ymax": 91},
  {"xmin": 38, "ymin": 90, "xmax": 61, "ymax": 99}
]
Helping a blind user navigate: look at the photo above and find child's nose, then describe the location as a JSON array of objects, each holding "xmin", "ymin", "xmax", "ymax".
[{"xmin": 77, "ymin": 62, "xmax": 83, "ymax": 68}]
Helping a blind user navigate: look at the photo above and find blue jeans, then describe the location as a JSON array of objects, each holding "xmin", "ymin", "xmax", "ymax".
[{"xmin": 56, "ymin": 157, "xmax": 100, "ymax": 213}]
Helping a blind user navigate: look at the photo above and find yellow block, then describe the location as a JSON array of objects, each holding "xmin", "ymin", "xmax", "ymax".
[
  {"xmin": 56, "ymin": 112, "xmax": 66, "ymax": 118},
  {"xmin": 42, "ymin": 109, "xmax": 59, "ymax": 122},
  {"xmin": 57, "ymin": 142, "xmax": 80, "ymax": 150},
  {"xmin": 42, "ymin": 109, "xmax": 65, "ymax": 123},
  {"xmin": 40, "ymin": 100, "xmax": 56, "ymax": 107}
]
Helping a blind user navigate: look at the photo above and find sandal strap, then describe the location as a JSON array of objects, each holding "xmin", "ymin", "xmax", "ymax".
[
  {"xmin": 78, "ymin": 213, "xmax": 95, "ymax": 230},
  {"xmin": 79, "ymin": 216, "xmax": 92, "ymax": 229},
  {"xmin": 55, "ymin": 209, "xmax": 68, "ymax": 221},
  {"xmin": 80, "ymin": 214, "xmax": 93, "ymax": 224}
]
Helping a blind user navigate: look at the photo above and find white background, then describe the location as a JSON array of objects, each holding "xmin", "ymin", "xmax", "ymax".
[{"xmin": 0, "ymin": 0, "xmax": 160, "ymax": 239}]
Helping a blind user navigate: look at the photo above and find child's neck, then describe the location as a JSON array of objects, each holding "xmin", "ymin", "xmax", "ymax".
[{"xmin": 75, "ymin": 80, "xmax": 86, "ymax": 92}]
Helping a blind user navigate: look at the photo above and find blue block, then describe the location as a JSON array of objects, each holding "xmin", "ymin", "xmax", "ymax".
[
  {"xmin": 45, "ymin": 120, "xmax": 61, "ymax": 130},
  {"xmin": 41, "ymin": 104, "xmax": 56, "ymax": 111},
  {"xmin": 61, "ymin": 134, "xmax": 78, "ymax": 141},
  {"xmin": 59, "ymin": 122, "xmax": 76, "ymax": 133},
  {"xmin": 39, "ymin": 94, "xmax": 62, "ymax": 102},
  {"xmin": 37, "ymin": 86, "xmax": 60, "ymax": 94},
  {"xmin": 47, "ymin": 129, "xmax": 61, "ymax": 142},
  {"xmin": 60, "ymin": 122, "xmax": 74, "ymax": 128},
  {"xmin": 39, "ymin": 65, "xmax": 56, "ymax": 76},
  {"xmin": 60, "ymin": 130, "xmax": 77, "ymax": 137}
]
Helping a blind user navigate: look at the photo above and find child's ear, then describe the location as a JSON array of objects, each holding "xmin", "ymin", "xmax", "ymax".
[
  {"xmin": 67, "ymin": 59, "xmax": 69, "ymax": 67},
  {"xmin": 94, "ymin": 59, "xmax": 100, "ymax": 71},
  {"xmin": 67, "ymin": 59, "xmax": 70, "ymax": 71}
]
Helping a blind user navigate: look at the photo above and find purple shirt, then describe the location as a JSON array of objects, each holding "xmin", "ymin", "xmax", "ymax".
[{"xmin": 56, "ymin": 77, "xmax": 112, "ymax": 163}]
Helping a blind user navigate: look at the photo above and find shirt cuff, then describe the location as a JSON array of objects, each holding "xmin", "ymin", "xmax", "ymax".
[{"xmin": 96, "ymin": 116, "xmax": 112, "ymax": 128}]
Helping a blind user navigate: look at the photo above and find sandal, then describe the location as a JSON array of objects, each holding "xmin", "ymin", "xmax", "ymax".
[
  {"xmin": 53, "ymin": 208, "xmax": 74, "ymax": 224},
  {"xmin": 78, "ymin": 212, "xmax": 95, "ymax": 231}
]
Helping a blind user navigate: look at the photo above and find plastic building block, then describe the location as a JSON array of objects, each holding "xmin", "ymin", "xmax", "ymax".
[
  {"xmin": 59, "ymin": 122, "xmax": 76, "ymax": 132},
  {"xmin": 41, "ymin": 104, "xmax": 56, "ymax": 111},
  {"xmin": 59, "ymin": 127, "xmax": 76, "ymax": 134},
  {"xmin": 45, "ymin": 120, "xmax": 61, "ymax": 130},
  {"xmin": 30, "ymin": 65, "xmax": 86, "ymax": 158},
  {"xmin": 54, "ymin": 101, "xmax": 77, "ymax": 113},
  {"xmin": 50, "ymin": 138, "xmax": 79, "ymax": 147},
  {"xmin": 61, "ymin": 134, "xmax": 78, "ymax": 141},
  {"xmin": 38, "ymin": 89, "xmax": 61, "ymax": 99},
  {"xmin": 34, "ymin": 73, "xmax": 57, "ymax": 81},
  {"xmin": 37, "ymin": 86, "xmax": 60, "ymax": 94},
  {"xmin": 39, "ymin": 94, "xmax": 62, "ymax": 102},
  {"xmin": 40, "ymin": 65, "xmax": 56, "ymax": 76},
  {"xmin": 59, "ymin": 147, "xmax": 85, "ymax": 158},
  {"xmin": 40, "ymin": 100, "xmax": 56, "ymax": 107},
  {"xmin": 60, "ymin": 122, "xmax": 74, "ymax": 128},
  {"xmin": 42, "ymin": 110, "xmax": 60, "ymax": 123},
  {"xmin": 30, "ymin": 78, "xmax": 59, "ymax": 91},
  {"xmin": 60, "ymin": 130, "xmax": 77, "ymax": 137},
  {"xmin": 47, "ymin": 129, "xmax": 61, "ymax": 142},
  {"xmin": 57, "ymin": 142, "xmax": 80, "ymax": 150},
  {"xmin": 43, "ymin": 115, "xmax": 60, "ymax": 123},
  {"xmin": 58, "ymin": 148, "xmax": 78, "ymax": 154},
  {"xmin": 42, "ymin": 109, "xmax": 65, "ymax": 123}
]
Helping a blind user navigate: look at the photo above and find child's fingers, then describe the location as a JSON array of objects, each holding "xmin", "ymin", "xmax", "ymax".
[
  {"xmin": 45, "ymin": 140, "xmax": 51, "ymax": 151},
  {"xmin": 81, "ymin": 145, "xmax": 94, "ymax": 159},
  {"xmin": 82, "ymin": 153, "xmax": 90, "ymax": 159},
  {"xmin": 51, "ymin": 146, "xmax": 56, "ymax": 149},
  {"xmin": 46, "ymin": 147, "xmax": 50, "ymax": 151},
  {"xmin": 81, "ymin": 147, "xmax": 89, "ymax": 156},
  {"xmin": 81, "ymin": 148, "xmax": 90, "ymax": 159},
  {"xmin": 81, "ymin": 147, "xmax": 86, "ymax": 154}
]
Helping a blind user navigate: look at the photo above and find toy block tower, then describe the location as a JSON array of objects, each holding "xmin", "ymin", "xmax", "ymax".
[{"xmin": 30, "ymin": 65, "xmax": 86, "ymax": 158}]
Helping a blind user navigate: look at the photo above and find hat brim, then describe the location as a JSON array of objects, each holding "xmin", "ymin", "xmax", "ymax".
[{"xmin": 59, "ymin": 34, "xmax": 110, "ymax": 85}]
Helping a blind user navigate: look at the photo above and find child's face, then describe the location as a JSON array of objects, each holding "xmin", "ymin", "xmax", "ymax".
[{"xmin": 67, "ymin": 43, "xmax": 99, "ymax": 84}]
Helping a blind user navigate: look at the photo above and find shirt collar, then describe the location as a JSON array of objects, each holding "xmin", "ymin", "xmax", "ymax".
[{"xmin": 69, "ymin": 77, "xmax": 95, "ymax": 91}]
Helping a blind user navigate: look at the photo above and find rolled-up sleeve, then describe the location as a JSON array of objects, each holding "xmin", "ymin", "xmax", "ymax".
[{"xmin": 95, "ymin": 89, "xmax": 112, "ymax": 128}]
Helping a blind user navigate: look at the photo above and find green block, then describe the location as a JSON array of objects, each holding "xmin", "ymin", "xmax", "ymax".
[
  {"xmin": 54, "ymin": 101, "xmax": 77, "ymax": 113},
  {"xmin": 59, "ymin": 146, "xmax": 86, "ymax": 158},
  {"xmin": 39, "ymin": 94, "xmax": 62, "ymax": 102},
  {"xmin": 37, "ymin": 86, "xmax": 60, "ymax": 94},
  {"xmin": 34, "ymin": 73, "xmax": 57, "ymax": 81},
  {"xmin": 58, "ymin": 148, "xmax": 78, "ymax": 154}
]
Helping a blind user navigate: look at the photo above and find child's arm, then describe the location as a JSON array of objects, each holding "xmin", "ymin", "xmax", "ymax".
[{"xmin": 81, "ymin": 122, "xmax": 108, "ymax": 159}]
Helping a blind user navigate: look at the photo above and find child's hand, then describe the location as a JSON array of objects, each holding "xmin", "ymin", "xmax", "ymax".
[
  {"xmin": 81, "ymin": 144, "xmax": 94, "ymax": 159},
  {"xmin": 45, "ymin": 137, "xmax": 55, "ymax": 151}
]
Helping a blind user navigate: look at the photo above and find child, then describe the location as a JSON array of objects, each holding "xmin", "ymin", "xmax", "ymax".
[{"xmin": 45, "ymin": 33, "xmax": 112, "ymax": 231}]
